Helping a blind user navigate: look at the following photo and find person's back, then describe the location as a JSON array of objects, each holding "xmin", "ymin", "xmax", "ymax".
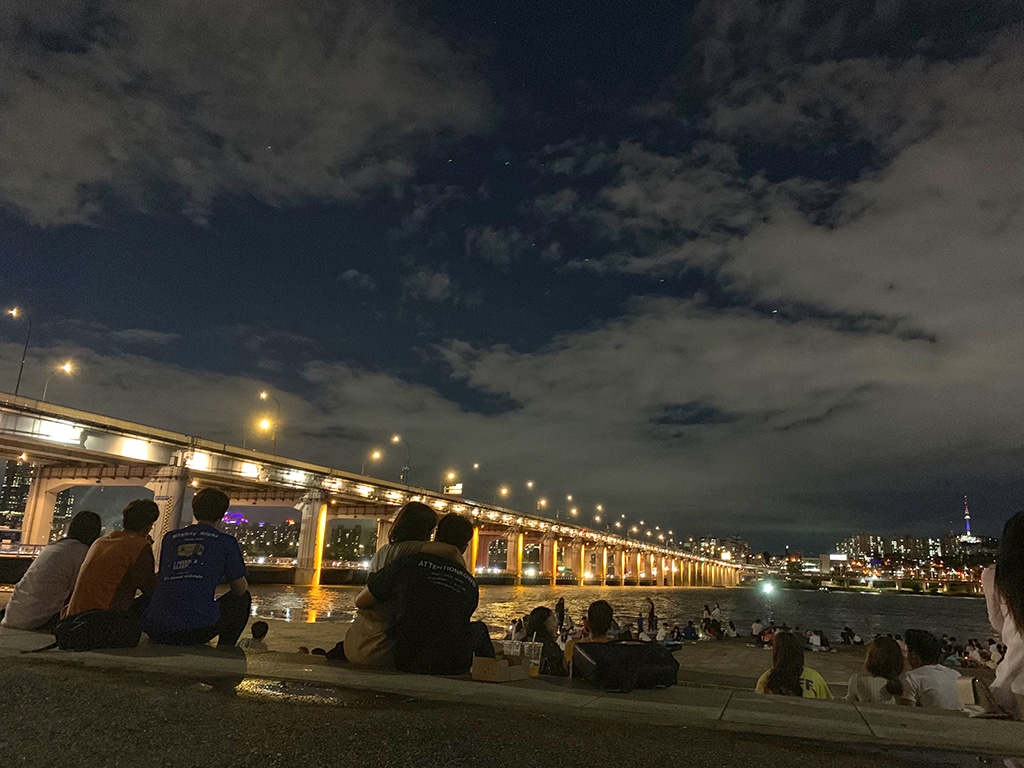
[
  {"xmin": 144, "ymin": 488, "xmax": 249, "ymax": 646},
  {"xmin": 900, "ymin": 628, "xmax": 962, "ymax": 710},
  {"xmin": 682, "ymin": 621, "xmax": 698, "ymax": 641},
  {"xmin": 65, "ymin": 500, "xmax": 159, "ymax": 617},
  {"xmin": 1, "ymin": 511, "xmax": 102, "ymax": 631},
  {"xmin": 238, "ymin": 620, "xmax": 269, "ymax": 651},
  {"xmin": 359, "ymin": 514, "xmax": 479, "ymax": 674}
]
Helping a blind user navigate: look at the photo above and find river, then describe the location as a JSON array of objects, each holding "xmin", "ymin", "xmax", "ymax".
[{"xmin": 250, "ymin": 584, "xmax": 994, "ymax": 641}]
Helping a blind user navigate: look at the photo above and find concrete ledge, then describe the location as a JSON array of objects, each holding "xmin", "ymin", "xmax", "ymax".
[{"xmin": 3, "ymin": 626, "xmax": 1023, "ymax": 757}]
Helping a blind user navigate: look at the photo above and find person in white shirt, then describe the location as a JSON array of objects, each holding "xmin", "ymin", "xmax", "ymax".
[
  {"xmin": 899, "ymin": 628, "xmax": 962, "ymax": 710},
  {"xmin": 751, "ymin": 619, "xmax": 764, "ymax": 638},
  {"xmin": 1, "ymin": 511, "xmax": 102, "ymax": 631},
  {"xmin": 983, "ymin": 511, "xmax": 1024, "ymax": 719},
  {"xmin": 846, "ymin": 636, "xmax": 904, "ymax": 704}
]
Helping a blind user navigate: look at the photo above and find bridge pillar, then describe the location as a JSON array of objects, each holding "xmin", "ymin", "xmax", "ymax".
[
  {"xmin": 600, "ymin": 546, "xmax": 608, "ymax": 586},
  {"xmin": 145, "ymin": 466, "xmax": 190, "ymax": 559},
  {"xmin": 548, "ymin": 538, "xmax": 558, "ymax": 586},
  {"xmin": 295, "ymin": 492, "xmax": 327, "ymax": 585},
  {"xmin": 577, "ymin": 542, "xmax": 586, "ymax": 586},
  {"xmin": 633, "ymin": 551, "xmax": 642, "ymax": 586},
  {"xmin": 507, "ymin": 531, "xmax": 524, "ymax": 585},
  {"xmin": 20, "ymin": 475, "xmax": 63, "ymax": 546},
  {"xmin": 660, "ymin": 556, "xmax": 668, "ymax": 587},
  {"xmin": 470, "ymin": 526, "xmax": 480, "ymax": 574},
  {"xmin": 374, "ymin": 518, "xmax": 393, "ymax": 552}
]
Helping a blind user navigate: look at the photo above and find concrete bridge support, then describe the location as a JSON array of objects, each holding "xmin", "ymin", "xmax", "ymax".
[
  {"xmin": 600, "ymin": 546, "xmax": 608, "ymax": 586},
  {"xmin": 295, "ymin": 492, "xmax": 327, "ymax": 585},
  {"xmin": 577, "ymin": 542, "xmax": 587, "ymax": 586},
  {"xmin": 147, "ymin": 466, "xmax": 189, "ymax": 558},
  {"xmin": 507, "ymin": 530, "xmax": 524, "ymax": 585},
  {"xmin": 20, "ymin": 475, "xmax": 66, "ymax": 546}
]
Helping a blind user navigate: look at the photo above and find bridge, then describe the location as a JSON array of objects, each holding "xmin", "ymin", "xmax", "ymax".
[{"xmin": 0, "ymin": 394, "xmax": 746, "ymax": 587}]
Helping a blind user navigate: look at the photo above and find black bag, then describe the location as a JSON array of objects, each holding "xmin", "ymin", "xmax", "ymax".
[
  {"xmin": 572, "ymin": 641, "xmax": 679, "ymax": 693},
  {"xmin": 53, "ymin": 610, "xmax": 142, "ymax": 651}
]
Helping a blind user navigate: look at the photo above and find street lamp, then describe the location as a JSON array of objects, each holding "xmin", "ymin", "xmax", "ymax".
[
  {"xmin": 391, "ymin": 434, "xmax": 410, "ymax": 484},
  {"xmin": 259, "ymin": 390, "xmax": 281, "ymax": 452},
  {"xmin": 361, "ymin": 449, "xmax": 383, "ymax": 475},
  {"xmin": 495, "ymin": 485, "xmax": 510, "ymax": 504},
  {"xmin": 441, "ymin": 470, "xmax": 457, "ymax": 492},
  {"xmin": 536, "ymin": 497, "xmax": 547, "ymax": 513},
  {"xmin": 6, "ymin": 308, "xmax": 31, "ymax": 397},
  {"xmin": 41, "ymin": 361, "xmax": 73, "ymax": 402}
]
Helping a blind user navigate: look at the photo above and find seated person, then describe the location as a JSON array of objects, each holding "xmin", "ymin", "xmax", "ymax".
[
  {"xmin": 1, "ymin": 511, "xmax": 102, "ymax": 631},
  {"xmin": 65, "ymin": 500, "xmax": 159, "ymax": 617},
  {"xmin": 681, "ymin": 620, "xmax": 699, "ymax": 641},
  {"xmin": 899, "ymin": 628, "xmax": 962, "ymax": 709},
  {"xmin": 334, "ymin": 502, "xmax": 467, "ymax": 664},
  {"xmin": 238, "ymin": 620, "xmax": 269, "ymax": 651},
  {"xmin": 756, "ymin": 631, "xmax": 832, "ymax": 698},
  {"xmin": 525, "ymin": 606, "xmax": 568, "ymax": 676},
  {"xmin": 568, "ymin": 599, "xmax": 614, "ymax": 670},
  {"xmin": 354, "ymin": 514, "xmax": 490, "ymax": 674},
  {"xmin": 143, "ymin": 488, "xmax": 249, "ymax": 647}
]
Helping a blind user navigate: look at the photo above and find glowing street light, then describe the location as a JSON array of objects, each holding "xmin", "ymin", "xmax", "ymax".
[
  {"xmin": 525, "ymin": 480, "xmax": 535, "ymax": 490},
  {"xmin": 440, "ymin": 469, "xmax": 458, "ymax": 492},
  {"xmin": 41, "ymin": 360, "xmax": 73, "ymax": 402},
  {"xmin": 536, "ymin": 497, "xmax": 547, "ymax": 512},
  {"xmin": 361, "ymin": 449, "xmax": 383, "ymax": 475},
  {"xmin": 391, "ymin": 434, "xmax": 411, "ymax": 484},
  {"xmin": 6, "ymin": 307, "xmax": 31, "ymax": 397},
  {"xmin": 496, "ymin": 485, "xmax": 510, "ymax": 503},
  {"xmin": 258, "ymin": 390, "xmax": 281, "ymax": 452}
]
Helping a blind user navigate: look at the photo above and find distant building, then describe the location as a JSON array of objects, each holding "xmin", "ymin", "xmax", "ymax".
[
  {"xmin": 49, "ymin": 488, "xmax": 76, "ymax": 541},
  {"xmin": 0, "ymin": 460, "xmax": 34, "ymax": 528}
]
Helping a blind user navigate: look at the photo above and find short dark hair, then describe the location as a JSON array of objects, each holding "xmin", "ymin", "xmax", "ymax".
[
  {"xmin": 122, "ymin": 499, "xmax": 160, "ymax": 531},
  {"xmin": 193, "ymin": 488, "xmax": 230, "ymax": 522},
  {"xmin": 251, "ymin": 621, "xmax": 269, "ymax": 640},
  {"xmin": 389, "ymin": 502, "xmax": 437, "ymax": 543},
  {"xmin": 904, "ymin": 628, "xmax": 942, "ymax": 665},
  {"xmin": 587, "ymin": 600, "xmax": 613, "ymax": 636},
  {"xmin": 66, "ymin": 510, "xmax": 102, "ymax": 546},
  {"xmin": 435, "ymin": 513, "xmax": 474, "ymax": 552}
]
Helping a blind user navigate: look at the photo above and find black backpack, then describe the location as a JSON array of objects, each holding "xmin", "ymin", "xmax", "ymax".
[
  {"xmin": 52, "ymin": 610, "xmax": 142, "ymax": 651},
  {"xmin": 572, "ymin": 640, "xmax": 680, "ymax": 693}
]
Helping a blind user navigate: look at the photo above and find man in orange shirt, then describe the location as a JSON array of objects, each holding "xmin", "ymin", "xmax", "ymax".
[{"xmin": 65, "ymin": 499, "xmax": 159, "ymax": 617}]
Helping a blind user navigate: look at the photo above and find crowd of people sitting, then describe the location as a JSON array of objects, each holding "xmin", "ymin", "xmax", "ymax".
[
  {"xmin": 4, "ymin": 501, "xmax": 1023, "ymax": 717},
  {"xmin": 1, "ymin": 490, "xmax": 251, "ymax": 650}
]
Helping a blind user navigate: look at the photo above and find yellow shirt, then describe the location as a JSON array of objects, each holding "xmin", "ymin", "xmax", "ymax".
[{"xmin": 756, "ymin": 666, "xmax": 832, "ymax": 699}]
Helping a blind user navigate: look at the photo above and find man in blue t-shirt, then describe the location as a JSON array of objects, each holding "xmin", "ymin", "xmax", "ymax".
[{"xmin": 144, "ymin": 488, "xmax": 250, "ymax": 647}]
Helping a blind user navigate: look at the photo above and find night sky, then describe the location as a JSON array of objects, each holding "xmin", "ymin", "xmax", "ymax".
[{"xmin": 2, "ymin": 1, "xmax": 1023, "ymax": 551}]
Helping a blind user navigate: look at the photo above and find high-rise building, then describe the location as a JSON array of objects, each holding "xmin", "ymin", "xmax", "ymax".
[
  {"xmin": 49, "ymin": 488, "xmax": 77, "ymax": 541},
  {"xmin": 0, "ymin": 460, "xmax": 34, "ymax": 528}
]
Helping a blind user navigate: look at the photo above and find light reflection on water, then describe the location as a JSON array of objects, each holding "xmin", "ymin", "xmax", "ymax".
[{"xmin": 250, "ymin": 584, "xmax": 993, "ymax": 640}]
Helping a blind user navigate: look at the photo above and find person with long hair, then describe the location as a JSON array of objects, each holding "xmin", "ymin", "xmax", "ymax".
[
  {"xmin": 983, "ymin": 510, "xmax": 1024, "ymax": 718},
  {"xmin": 755, "ymin": 631, "xmax": 832, "ymax": 698},
  {"xmin": 333, "ymin": 502, "xmax": 466, "ymax": 665},
  {"xmin": 524, "ymin": 606, "xmax": 567, "ymax": 676},
  {"xmin": 846, "ymin": 636, "xmax": 904, "ymax": 703},
  {"xmin": 1, "ymin": 510, "xmax": 102, "ymax": 631}
]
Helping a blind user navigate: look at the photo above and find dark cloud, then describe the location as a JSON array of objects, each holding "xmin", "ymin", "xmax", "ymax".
[{"xmin": 0, "ymin": 0, "xmax": 490, "ymax": 225}]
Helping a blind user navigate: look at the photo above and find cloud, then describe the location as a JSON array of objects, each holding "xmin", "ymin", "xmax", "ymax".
[
  {"xmin": 463, "ymin": 226, "xmax": 525, "ymax": 267},
  {"xmin": 0, "ymin": 0, "xmax": 490, "ymax": 225},
  {"xmin": 402, "ymin": 268, "xmax": 454, "ymax": 303},
  {"xmin": 337, "ymin": 269, "xmax": 377, "ymax": 293}
]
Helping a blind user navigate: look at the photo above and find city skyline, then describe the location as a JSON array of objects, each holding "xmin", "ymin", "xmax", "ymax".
[{"xmin": 3, "ymin": 3, "xmax": 1024, "ymax": 550}]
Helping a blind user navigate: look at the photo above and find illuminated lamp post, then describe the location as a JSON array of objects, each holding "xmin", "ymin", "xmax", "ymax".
[
  {"xmin": 391, "ymin": 434, "xmax": 411, "ymax": 484},
  {"xmin": 361, "ymin": 449, "xmax": 383, "ymax": 475},
  {"xmin": 259, "ymin": 390, "xmax": 281, "ymax": 452},
  {"xmin": 6, "ymin": 307, "xmax": 31, "ymax": 397},
  {"xmin": 41, "ymin": 361, "xmax": 73, "ymax": 402}
]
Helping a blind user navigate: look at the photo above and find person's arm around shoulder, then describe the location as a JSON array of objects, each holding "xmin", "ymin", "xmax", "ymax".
[
  {"xmin": 354, "ymin": 587, "xmax": 375, "ymax": 609},
  {"xmin": 419, "ymin": 542, "xmax": 466, "ymax": 569},
  {"xmin": 355, "ymin": 558, "xmax": 403, "ymax": 610},
  {"xmin": 897, "ymin": 670, "xmax": 917, "ymax": 706}
]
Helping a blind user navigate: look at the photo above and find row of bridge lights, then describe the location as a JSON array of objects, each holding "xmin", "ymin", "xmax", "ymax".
[{"xmin": 7, "ymin": 308, "xmax": 681, "ymax": 546}]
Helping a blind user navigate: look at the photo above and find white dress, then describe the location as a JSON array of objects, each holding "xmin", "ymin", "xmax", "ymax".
[{"xmin": 983, "ymin": 565, "xmax": 1024, "ymax": 717}]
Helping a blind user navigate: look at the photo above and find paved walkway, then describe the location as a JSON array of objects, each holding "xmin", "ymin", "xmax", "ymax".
[{"xmin": 1, "ymin": 626, "xmax": 1021, "ymax": 759}]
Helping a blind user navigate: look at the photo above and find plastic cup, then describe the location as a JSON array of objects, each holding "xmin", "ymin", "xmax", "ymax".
[{"xmin": 522, "ymin": 641, "xmax": 543, "ymax": 676}]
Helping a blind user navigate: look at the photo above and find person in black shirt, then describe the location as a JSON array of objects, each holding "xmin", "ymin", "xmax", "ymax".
[{"xmin": 354, "ymin": 514, "xmax": 492, "ymax": 674}]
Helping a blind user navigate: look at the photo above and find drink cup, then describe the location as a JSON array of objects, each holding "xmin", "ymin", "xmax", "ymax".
[{"xmin": 522, "ymin": 641, "xmax": 543, "ymax": 676}]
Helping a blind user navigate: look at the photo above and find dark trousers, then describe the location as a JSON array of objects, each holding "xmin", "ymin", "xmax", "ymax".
[
  {"xmin": 469, "ymin": 620, "xmax": 495, "ymax": 658},
  {"xmin": 149, "ymin": 591, "xmax": 251, "ymax": 647}
]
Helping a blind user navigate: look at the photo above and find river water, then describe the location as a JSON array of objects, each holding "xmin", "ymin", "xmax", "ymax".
[{"xmin": 250, "ymin": 584, "xmax": 994, "ymax": 641}]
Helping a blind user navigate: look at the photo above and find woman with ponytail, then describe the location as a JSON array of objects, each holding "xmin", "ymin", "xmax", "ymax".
[
  {"xmin": 755, "ymin": 631, "xmax": 832, "ymax": 698},
  {"xmin": 983, "ymin": 510, "xmax": 1024, "ymax": 718},
  {"xmin": 846, "ymin": 636, "xmax": 904, "ymax": 703}
]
